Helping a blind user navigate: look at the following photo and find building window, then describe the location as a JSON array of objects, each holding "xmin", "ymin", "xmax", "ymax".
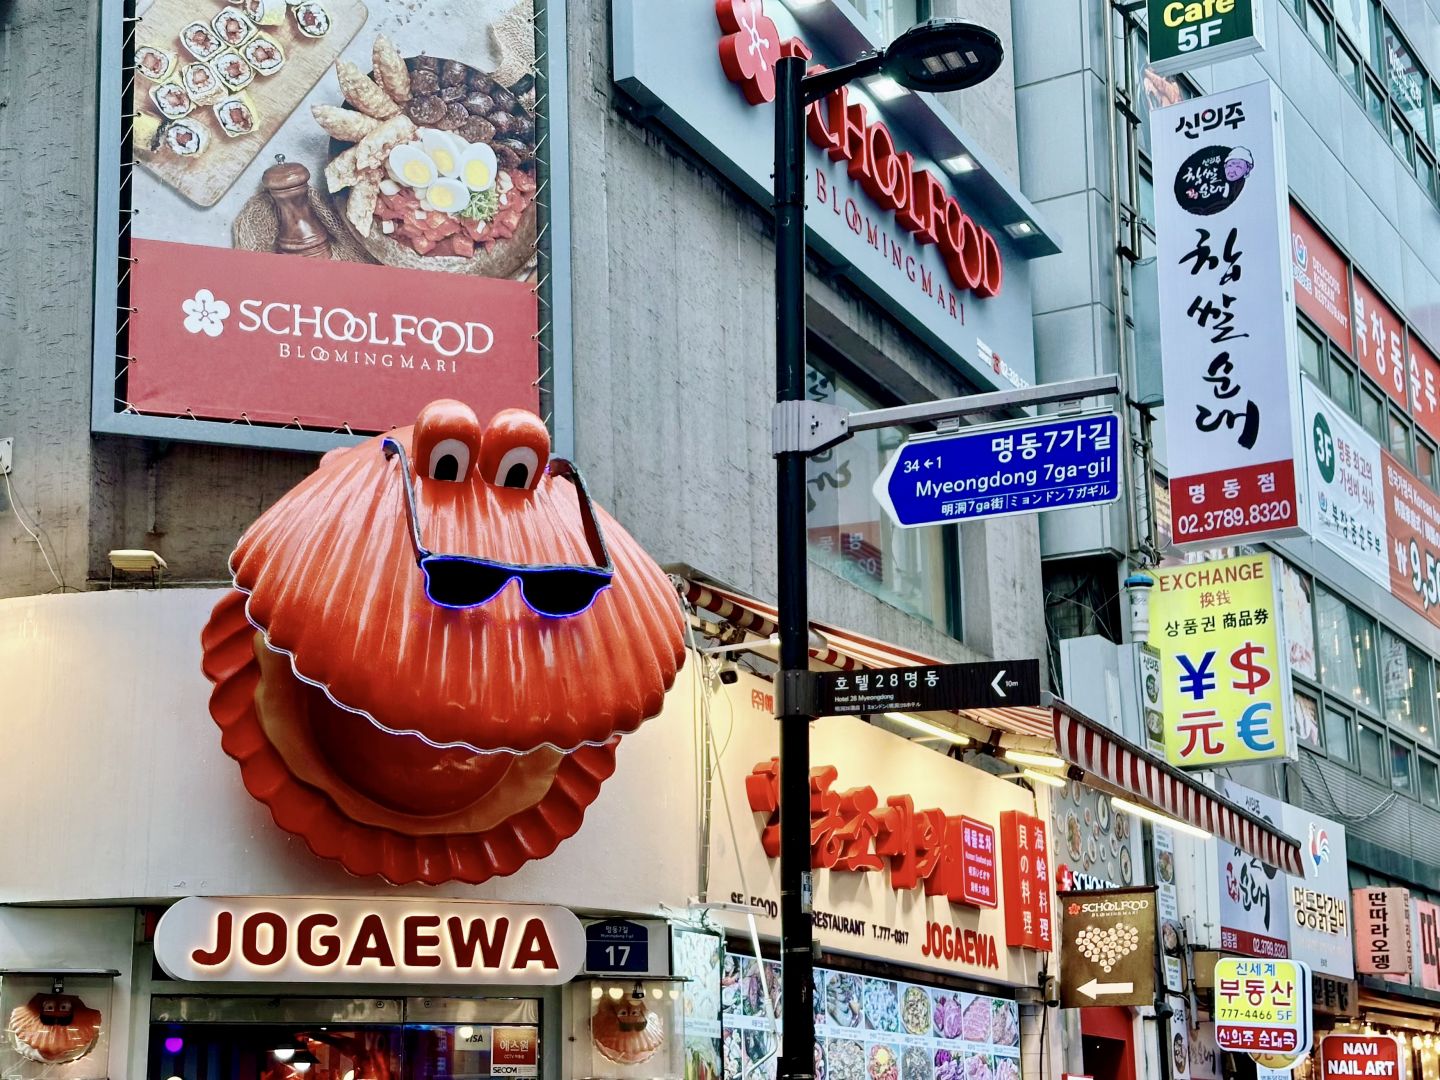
[
  {"xmin": 1325, "ymin": 704, "xmax": 1356, "ymax": 762},
  {"xmin": 1361, "ymin": 382, "xmax": 1386, "ymax": 440},
  {"xmin": 1295, "ymin": 689, "xmax": 1323, "ymax": 750},
  {"xmin": 1418, "ymin": 435, "xmax": 1437, "ymax": 487},
  {"xmin": 1420, "ymin": 754, "xmax": 1440, "ymax": 807},
  {"xmin": 1336, "ymin": 0, "xmax": 1372, "ymax": 63},
  {"xmin": 1381, "ymin": 629, "xmax": 1435, "ymax": 741},
  {"xmin": 1390, "ymin": 408, "xmax": 1414, "ymax": 465},
  {"xmin": 805, "ymin": 352, "xmax": 960, "ymax": 635},
  {"xmin": 1359, "ymin": 720, "xmax": 1388, "ymax": 779},
  {"xmin": 1384, "ymin": 18, "xmax": 1429, "ymax": 138},
  {"xmin": 1316, "ymin": 585, "xmax": 1379, "ymax": 710},
  {"xmin": 851, "ymin": 0, "xmax": 928, "ymax": 40},
  {"xmin": 1392, "ymin": 737, "xmax": 1416, "ymax": 792}
]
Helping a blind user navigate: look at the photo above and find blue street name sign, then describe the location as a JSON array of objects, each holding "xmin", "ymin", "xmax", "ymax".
[
  {"xmin": 584, "ymin": 919, "xmax": 649, "ymax": 975},
  {"xmin": 872, "ymin": 411, "xmax": 1122, "ymax": 528}
]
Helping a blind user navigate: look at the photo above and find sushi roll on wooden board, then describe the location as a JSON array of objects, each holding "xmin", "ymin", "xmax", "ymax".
[
  {"xmin": 132, "ymin": 0, "xmax": 365, "ymax": 204},
  {"xmin": 150, "ymin": 81, "xmax": 194, "ymax": 120}
]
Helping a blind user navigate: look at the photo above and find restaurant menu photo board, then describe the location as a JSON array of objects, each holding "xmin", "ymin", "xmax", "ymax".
[
  {"xmin": 718, "ymin": 952, "xmax": 1021, "ymax": 1080},
  {"xmin": 110, "ymin": 0, "xmax": 556, "ymax": 441},
  {"xmin": 673, "ymin": 927, "xmax": 724, "ymax": 1080}
]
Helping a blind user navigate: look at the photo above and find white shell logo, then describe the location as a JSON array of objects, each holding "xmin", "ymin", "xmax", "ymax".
[{"xmin": 182, "ymin": 289, "xmax": 230, "ymax": 337}]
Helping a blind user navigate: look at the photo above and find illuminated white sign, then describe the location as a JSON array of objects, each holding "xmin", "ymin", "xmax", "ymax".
[{"xmin": 154, "ymin": 896, "xmax": 586, "ymax": 984}]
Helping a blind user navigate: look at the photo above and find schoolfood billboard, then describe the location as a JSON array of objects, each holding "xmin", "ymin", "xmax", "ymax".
[
  {"xmin": 101, "ymin": 0, "xmax": 567, "ymax": 446},
  {"xmin": 1154, "ymin": 81, "xmax": 1305, "ymax": 547}
]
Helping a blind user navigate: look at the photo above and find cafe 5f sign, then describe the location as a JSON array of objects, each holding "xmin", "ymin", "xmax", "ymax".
[{"xmin": 1147, "ymin": 0, "xmax": 1265, "ymax": 75}]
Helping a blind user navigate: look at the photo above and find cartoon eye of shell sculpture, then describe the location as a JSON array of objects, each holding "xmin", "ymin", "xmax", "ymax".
[
  {"xmin": 201, "ymin": 402, "xmax": 686, "ymax": 885},
  {"xmin": 7, "ymin": 994, "xmax": 103, "ymax": 1064},
  {"xmin": 592, "ymin": 993, "xmax": 665, "ymax": 1065}
]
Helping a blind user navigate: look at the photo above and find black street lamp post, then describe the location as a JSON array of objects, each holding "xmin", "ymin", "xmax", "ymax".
[{"xmin": 771, "ymin": 24, "xmax": 1005, "ymax": 1080}]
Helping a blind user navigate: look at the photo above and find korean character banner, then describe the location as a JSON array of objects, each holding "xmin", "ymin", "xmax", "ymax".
[
  {"xmin": 1152, "ymin": 553, "xmax": 1295, "ymax": 768},
  {"xmin": 1154, "ymin": 80, "xmax": 1306, "ymax": 548}
]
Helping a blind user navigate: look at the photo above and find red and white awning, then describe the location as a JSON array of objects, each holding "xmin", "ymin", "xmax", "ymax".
[
  {"xmin": 1053, "ymin": 701, "xmax": 1305, "ymax": 876},
  {"xmin": 678, "ymin": 572, "xmax": 1305, "ymax": 875}
]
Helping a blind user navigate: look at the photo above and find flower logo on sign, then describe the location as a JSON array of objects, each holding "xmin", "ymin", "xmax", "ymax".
[
  {"xmin": 716, "ymin": 0, "xmax": 783, "ymax": 104},
  {"xmin": 1293, "ymin": 232, "xmax": 1308, "ymax": 270},
  {"xmin": 182, "ymin": 289, "xmax": 230, "ymax": 338}
]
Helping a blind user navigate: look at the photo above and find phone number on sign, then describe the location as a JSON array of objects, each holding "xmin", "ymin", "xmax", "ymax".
[{"xmin": 1176, "ymin": 501, "xmax": 1294, "ymax": 539}]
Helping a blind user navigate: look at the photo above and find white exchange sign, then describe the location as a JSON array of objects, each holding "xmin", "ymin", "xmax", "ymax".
[{"xmin": 1155, "ymin": 80, "xmax": 1305, "ymax": 548}]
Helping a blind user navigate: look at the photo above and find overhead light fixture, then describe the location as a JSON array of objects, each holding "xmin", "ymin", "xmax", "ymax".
[
  {"xmin": 291, "ymin": 1048, "xmax": 318, "ymax": 1073},
  {"xmin": 880, "ymin": 19, "xmax": 1004, "ymax": 93},
  {"xmin": 273, "ymin": 1048, "xmax": 296, "ymax": 1063},
  {"xmin": 883, "ymin": 712, "xmax": 970, "ymax": 745},
  {"xmin": 1110, "ymin": 795, "xmax": 1213, "ymax": 840},
  {"xmin": 864, "ymin": 75, "xmax": 908, "ymax": 101},
  {"xmin": 1022, "ymin": 768, "xmax": 1066, "ymax": 789},
  {"xmin": 1002, "ymin": 749, "xmax": 1066, "ymax": 769},
  {"xmin": 109, "ymin": 548, "xmax": 168, "ymax": 571},
  {"xmin": 940, "ymin": 153, "xmax": 978, "ymax": 174},
  {"xmin": 1004, "ymin": 221, "xmax": 1036, "ymax": 238}
]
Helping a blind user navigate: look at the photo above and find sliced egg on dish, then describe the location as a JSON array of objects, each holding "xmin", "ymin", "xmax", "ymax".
[
  {"xmin": 419, "ymin": 128, "xmax": 464, "ymax": 177},
  {"xmin": 456, "ymin": 143, "xmax": 498, "ymax": 192},
  {"xmin": 387, "ymin": 144, "xmax": 437, "ymax": 189},
  {"xmin": 422, "ymin": 177, "xmax": 469, "ymax": 214}
]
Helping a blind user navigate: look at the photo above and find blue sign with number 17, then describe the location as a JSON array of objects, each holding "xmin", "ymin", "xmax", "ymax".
[{"xmin": 872, "ymin": 411, "xmax": 1122, "ymax": 528}]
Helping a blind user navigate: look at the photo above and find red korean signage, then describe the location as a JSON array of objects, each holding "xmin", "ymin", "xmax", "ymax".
[
  {"xmin": 744, "ymin": 760, "xmax": 1006, "ymax": 912},
  {"xmin": 1291, "ymin": 205, "xmax": 1352, "ymax": 352},
  {"xmin": 491, "ymin": 1026, "xmax": 539, "ymax": 1077},
  {"xmin": 1319, "ymin": 1034, "xmax": 1402, "ymax": 1080},
  {"xmin": 1410, "ymin": 334, "xmax": 1440, "ymax": 442},
  {"xmin": 128, "ymin": 239, "xmax": 539, "ymax": 432},
  {"xmin": 1381, "ymin": 452, "xmax": 1440, "ymax": 629},
  {"xmin": 1351, "ymin": 274, "xmax": 1409, "ymax": 407},
  {"xmin": 999, "ymin": 810, "xmax": 1053, "ymax": 951},
  {"xmin": 715, "ymin": 8, "xmax": 1003, "ymax": 302}
]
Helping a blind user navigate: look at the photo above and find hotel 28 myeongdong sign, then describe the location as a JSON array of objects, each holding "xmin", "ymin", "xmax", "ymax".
[{"xmin": 612, "ymin": 0, "xmax": 1048, "ymax": 394}]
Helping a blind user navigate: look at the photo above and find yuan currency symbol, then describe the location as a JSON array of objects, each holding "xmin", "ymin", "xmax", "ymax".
[{"xmin": 1230, "ymin": 642, "xmax": 1271, "ymax": 694}]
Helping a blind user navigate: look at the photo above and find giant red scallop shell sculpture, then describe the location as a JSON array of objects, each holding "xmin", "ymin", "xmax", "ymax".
[{"xmin": 201, "ymin": 401, "xmax": 686, "ymax": 885}]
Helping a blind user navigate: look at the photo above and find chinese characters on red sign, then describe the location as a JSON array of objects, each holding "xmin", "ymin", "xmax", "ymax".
[
  {"xmin": 999, "ymin": 810, "xmax": 1053, "ymax": 951},
  {"xmin": 1352, "ymin": 274, "xmax": 1408, "ymax": 408},
  {"xmin": 744, "ymin": 762, "xmax": 1016, "ymax": 920}
]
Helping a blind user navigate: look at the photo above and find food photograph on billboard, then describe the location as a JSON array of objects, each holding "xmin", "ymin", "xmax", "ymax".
[{"xmin": 105, "ymin": 0, "xmax": 564, "ymax": 446}]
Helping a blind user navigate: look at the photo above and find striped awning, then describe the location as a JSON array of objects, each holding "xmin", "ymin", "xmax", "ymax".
[
  {"xmin": 678, "ymin": 571, "xmax": 1305, "ymax": 875},
  {"xmin": 1054, "ymin": 700, "xmax": 1305, "ymax": 876}
]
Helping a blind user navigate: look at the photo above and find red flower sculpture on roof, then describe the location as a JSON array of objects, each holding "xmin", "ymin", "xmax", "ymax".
[{"xmin": 717, "ymin": 0, "xmax": 783, "ymax": 104}]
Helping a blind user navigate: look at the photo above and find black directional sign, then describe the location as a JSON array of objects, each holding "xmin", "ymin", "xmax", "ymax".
[{"xmin": 812, "ymin": 659, "xmax": 1041, "ymax": 716}]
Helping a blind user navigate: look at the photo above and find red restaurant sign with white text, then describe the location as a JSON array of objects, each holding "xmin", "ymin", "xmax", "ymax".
[
  {"xmin": 1381, "ymin": 452, "xmax": 1440, "ymax": 630},
  {"xmin": 1410, "ymin": 335, "xmax": 1440, "ymax": 442},
  {"xmin": 1000, "ymin": 810, "xmax": 1053, "ymax": 951},
  {"xmin": 1290, "ymin": 206, "xmax": 1351, "ymax": 352},
  {"xmin": 128, "ymin": 240, "xmax": 539, "ymax": 431},
  {"xmin": 1351, "ymin": 274, "xmax": 1408, "ymax": 407}
]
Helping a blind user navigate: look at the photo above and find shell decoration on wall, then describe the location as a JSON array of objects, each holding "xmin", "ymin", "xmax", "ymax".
[
  {"xmin": 7, "ymin": 994, "xmax": 103, "ymax": 1064},
  {"xmin": 592, "ymin": 993, "xmax": 666, "ymax": 1066},
  {"xmin": 201, "ymin": 401, "xmax": 686, "ymax": 885}
]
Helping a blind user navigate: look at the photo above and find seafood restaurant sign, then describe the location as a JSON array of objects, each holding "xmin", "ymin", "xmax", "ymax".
[
  {"xmin": 612, "ymin": 0, "xmax": 1052, "ymax": 395},
  {"xmin": 707, "ymin": 672, "xmax": 1052, "ymax": 987},
  {"xmin": 154, "ymin": 897, "xmax": 586, "ymax": 984}
]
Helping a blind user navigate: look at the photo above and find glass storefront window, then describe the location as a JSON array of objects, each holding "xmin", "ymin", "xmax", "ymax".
[
  {"xmin": 1316, "ymin": 585, "xmax": 1379, "ymax": 709},
  {"xmin": 1381, "ymin": 629, "xmax": 1435, "ymax": 740},
  {"xmin": 806, "ymin": 357, "xmax": 958, "ymax": 633}
]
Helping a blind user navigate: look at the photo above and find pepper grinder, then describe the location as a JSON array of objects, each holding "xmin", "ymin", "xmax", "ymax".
[{"xmin": 262, "ymin": 157, "xmax": 331, "ymax": 258}]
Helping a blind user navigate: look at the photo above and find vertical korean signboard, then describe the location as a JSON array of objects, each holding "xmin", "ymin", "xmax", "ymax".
[
  {"xmin": 1353, "ymin": 888, "xmax": 1412, "ymax": 977},
  {"xmin": 1000, "ymin": 811, "xmax": 1054, "ymax": 951},
  {"xmin": 1155, "ymin": 81, "xmax": 1304, "ymax": 547},
  {"xmin": 1280, "ymin": 804, "xmax": 1352, "ymax": 978},
  {"xmin": 1152, "ymin": 554, "xmax": 1293, "ymax": 768},
  {"xmin": 1301, "ymin": 376, "xmax": 1388, "ymax": 587},
  {"xmin": 1214, "ymin": 780, "xmax": 1291, "ymax": 958},
  {"xmin": 107, "ymin": 0, "xmax": 561, "ymax": 443}
]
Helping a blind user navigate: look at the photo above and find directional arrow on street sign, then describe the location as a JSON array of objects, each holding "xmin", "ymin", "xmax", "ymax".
[
  {"xmin": 873, "ymin": 410, "xmax": 1121, "ymax": 529},
  {"xmin": 1076, "ymin": 979, "xmax": 1135, "ymax": 1000},
  {"xmin": 811, "ymin": 659, "xmax": 1041, "ymax": 716}
]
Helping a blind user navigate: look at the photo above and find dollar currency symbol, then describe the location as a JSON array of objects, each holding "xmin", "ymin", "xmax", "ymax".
[{"xmin": 1230, "ymin": 642, "xmax": 1271, "ymax": 694}]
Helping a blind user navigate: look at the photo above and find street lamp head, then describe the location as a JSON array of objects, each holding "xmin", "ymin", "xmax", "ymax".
[{"xmin": 880, "ymin": 19, "xmax": 1004, "ymax": 92}]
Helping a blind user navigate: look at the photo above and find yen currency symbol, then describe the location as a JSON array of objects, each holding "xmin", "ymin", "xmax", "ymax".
[
  {"xmin": 1230, "ymin": 642, "xmax": 1271, "ymax": 694},
  {"xmin": 1237, "ymin": 701, "xmax": 1276, "ymax": 753}
]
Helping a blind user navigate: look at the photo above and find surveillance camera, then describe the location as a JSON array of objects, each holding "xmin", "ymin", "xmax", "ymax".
[{"xmin": 718, "ymin": 661, "xmax": 739, "ymax": 685}]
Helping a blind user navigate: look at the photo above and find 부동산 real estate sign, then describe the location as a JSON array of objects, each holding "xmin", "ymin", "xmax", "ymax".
[
  {"xmin": 1301, "ymin": 376, "xmax": 1389, "ymax": 588},
  {"xmin": 1147, "ymin": 0, "xmax": 1264, "ymax": 77},
  {"xmin": 1155, "ymin": 81, "xmax": 1306, "ymax": 547}
]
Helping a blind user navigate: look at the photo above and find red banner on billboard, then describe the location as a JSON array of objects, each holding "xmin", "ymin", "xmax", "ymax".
[
  {"xmin": 1410, "ymin": 335, "xmax": 1440, "ymax": 443},
  {"xmin": 128, "ymin": 240, "xmax": 538, "ymax": 431},
  {"xmin": 1291, "ymin": 206, "xmax": 1351, "ymax": 353},
  {"xmin": 1352, "ymin": 274, "xmax": 1409, "ymax": 407},
  {"xmin": 1381, "ymin": 452, "xmax": 1440, "ymax": 628}
]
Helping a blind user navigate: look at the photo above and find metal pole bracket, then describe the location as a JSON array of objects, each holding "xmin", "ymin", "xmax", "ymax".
[
  {"xmin": 774, "ymin": 668, "xmax": 821, "ymax": 719},
  {"xmin": 771, "ymin": 400, "xmax": 850, "ymax": 456}
]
